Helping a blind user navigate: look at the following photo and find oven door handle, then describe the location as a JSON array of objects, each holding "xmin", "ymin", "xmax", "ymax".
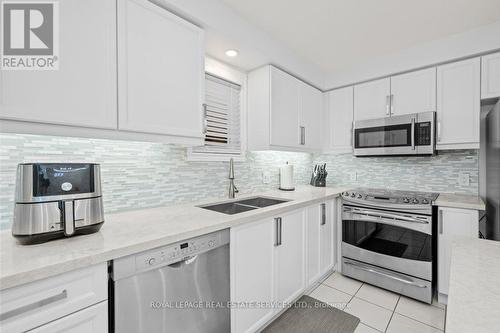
[
  {"xmin": 346, "ymin": 208, "xmax": 429, "ymax": 224},
  {"xmin": 344, "ymin": 260, "xmax": 427, "ymax": 288}
]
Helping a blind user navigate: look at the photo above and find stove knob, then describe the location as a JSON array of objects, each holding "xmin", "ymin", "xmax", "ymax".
[
  {"xmin": 422, "ymin": 198, "xmax": 429, "ymax": 204},
  {"xmin": 412, "ymin": 198, "xmax": 419, "ymax": 204},
  {"xmin": 357, "ymin": 194, "xmax": 362, "ymax": 199},
  {"xmin": 147, "ymin": 258, "xmax": 156, "ymax": 266},
  {"xmin": 350, "ymin": 193, "xmax": 356, "ymax": 198},
  {"xmin": 403, "ymin": 197, "xmax": 410, "ymax": 203},
  {"xmin": 342, "ymin": 191, "xmax": 349, "ymax": 196}
]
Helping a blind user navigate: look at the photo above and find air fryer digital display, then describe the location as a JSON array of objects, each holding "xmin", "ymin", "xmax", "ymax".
[{"xmin": 32, "ymin": 163, "xmax": 95, "ymax": 196}]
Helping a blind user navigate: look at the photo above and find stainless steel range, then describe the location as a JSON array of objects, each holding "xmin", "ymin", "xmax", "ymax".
[{"xmin": 341, "ymin": 188, "xmax": 439, "ymax": 303}]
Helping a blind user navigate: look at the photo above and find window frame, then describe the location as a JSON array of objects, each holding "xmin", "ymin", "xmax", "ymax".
[{"xmin": 187, "ymin": 58, "xmax": 247, "ymax": 162}]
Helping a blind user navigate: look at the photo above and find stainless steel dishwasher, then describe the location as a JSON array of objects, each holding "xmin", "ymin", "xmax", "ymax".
[{"xmin": 111, "ymin": 229, "xmax": 230, "ymax": 333}]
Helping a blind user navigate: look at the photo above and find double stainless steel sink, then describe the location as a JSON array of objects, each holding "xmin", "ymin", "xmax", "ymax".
[{"xmin": 199, "ymin": 196, "xmax": 289, "ymax": 215}]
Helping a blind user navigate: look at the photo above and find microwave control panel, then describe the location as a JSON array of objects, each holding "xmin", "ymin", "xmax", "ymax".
[{"xmin": 415, "ymin": 122, "xmax": 432, "ymax": 146}]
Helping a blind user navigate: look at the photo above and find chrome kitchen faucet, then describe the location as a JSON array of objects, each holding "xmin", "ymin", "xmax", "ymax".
[{"xmin": 228, "ymin": 158, "xmax": 238, "ymax": 198}]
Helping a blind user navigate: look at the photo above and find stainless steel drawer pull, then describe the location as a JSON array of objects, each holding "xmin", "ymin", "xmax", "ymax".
[
  {"xmin": 320, "ymin": 203, "xmax": 326, "ymax": 226},
  {"xmin": 275, "ymin": 217, "xmax": 282, "ymax": 246},
  {"xmin": 300, "ymin": 126, "xmax": 306, "ymax": 145},
  {"xmin": 0, "ymin": 289, "xmax": 68, "ymax": 321},
  {"xmin": 345, "ymin": 260, "xmax": 427, "ymax": 288}
]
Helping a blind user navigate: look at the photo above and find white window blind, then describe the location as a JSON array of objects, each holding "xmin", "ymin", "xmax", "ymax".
[{"xmin": 192, "ymin": 73, "xmax": 242, "ymax": 156}]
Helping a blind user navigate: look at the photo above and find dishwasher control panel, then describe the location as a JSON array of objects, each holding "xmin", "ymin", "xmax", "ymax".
[{"xmin": 134, "ymin": 233, "xmax": 221, "ymax": 271}]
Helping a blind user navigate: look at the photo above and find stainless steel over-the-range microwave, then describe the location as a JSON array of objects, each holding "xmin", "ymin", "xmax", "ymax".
[{"xmin": 353, "ymin": 111, "xmax": 436, "ymax": 156}]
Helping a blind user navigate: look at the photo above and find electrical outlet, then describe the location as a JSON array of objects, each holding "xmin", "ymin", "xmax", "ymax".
[
  {"xmin": 458, "ymin": 173, "xmax": 470, "ymax": 186},
  {"xmin": 350, "ymin": 171, "xmax": 357, "ymax": 181},
  {"xmin": 262, "ymin": 171, "xmax": 271, "ymax": 184}
]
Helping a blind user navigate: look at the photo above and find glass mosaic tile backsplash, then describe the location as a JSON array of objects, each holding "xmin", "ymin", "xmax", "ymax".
[{"xmin": 0, "ymin": 133, "xmax": 479, "ymax": 230}]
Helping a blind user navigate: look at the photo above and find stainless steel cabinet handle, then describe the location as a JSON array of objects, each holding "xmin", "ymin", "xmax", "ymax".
[
  {"xmin": 320, "ymin": 203, "xmax": 326, "ymax": 226},
  {"xmin": 344, "ymin": 260, "xmax": 427, "ymax": 288},
  {"xmin": 385, "ymin": 95, "xmax": 390, "ymax": 115},
  {"xmin": 411, "ymin": 117, "xmax": 416, "ymax": 150},
  {"xmin": 390, "ymin": 94, "xmax": 394, "ymax": 115},
  {"xmin": 299, "ymin": 126, "xmax": 306, "ymax": 145},
  {"xmin": 437, "ymin": 120, "xmax": 441, "ymax": 142},
  {"xmin": 275, "ymin": 217, "xmax": 282, "ymax": 246},
  {"xmin": 439, "ymin": 210, "xmax": 443, "ymax": 234},
  {"xmin": 0, "ymin": 289, "xmax": 68, "ymax": 321}
]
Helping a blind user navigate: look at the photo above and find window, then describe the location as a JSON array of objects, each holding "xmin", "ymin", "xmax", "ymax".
[{"xmin": 190, "ymin": 73, "xmax": 243, "ymax": 159}]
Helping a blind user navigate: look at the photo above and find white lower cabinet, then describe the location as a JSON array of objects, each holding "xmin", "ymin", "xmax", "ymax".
[
  {"xmin": 0, "ymin": 263, "xmax": 107, "ymax": 333},
  {"xmin": 230, "ymin": 217, "xmax": 275, "ymax": 333},
  {"xmin": 231, "ymin": 201, "xmax": 337, "ymax": 333},
  {"xmin": 274, "ymin": 210, "xmax": 306, "ymax": 305},
  {"xmin": 306, "ymin": 200, "xmax": 336, "ymax": 286},
  {"xmin": 437, "ymin": 207, "xmax": 479, "ymax": 303},
  {"xmin": 29, "ymin": 301, "xmax": 107, "ymax": 333},
  {"xmin": 320, "ymin": 200, "xmax": 336, "ymax": 273}
]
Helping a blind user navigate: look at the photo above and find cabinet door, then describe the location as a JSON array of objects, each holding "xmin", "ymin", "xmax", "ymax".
[
  {"xmin": 299, "ymin": 82, "xmax": 322, "ymax": 150},
  {"xmin": 326, "ymin": 87, "xmax": 353, "ymax": 152},
  {"xmin": 29, "ymin": 302, "xmax": 107, "ymax": 333},
  {"xmin": 306, "ymin": 205, "xmax": 321, "ymax": 285},
  {"xmin": 437, "ymin": 207, "xmax": 478, "ymax": 297},
  {"xmin": 231, "ymin": 219, "xmax": 275, "ymax": 333},
  {"xmin": 270, "ymin": 67, "xmax": 300, "ymax": 147},
  {"xmin": 320, "ymin": 201, "xmax": 335, "ymax": 274},
  {"xmin": 275, "ymin": 210, "xmax": 305, "ymax": 306},
  {"xmin": 117, "ymin": 0, "xmax": 204, "ymax": 138},
  {"xmin": 437, "ymin": 58, "xmax": 480, "ymax": 148},
  {"xmin": 481, "ymin": 52, "xmax": 500, "ymax": 99},
  {"xmin": 0, "ymin": 0, "xmax": 117, "ymax": 129},
  {"xmin": 354, "ymin": 78, "xmax": 390, "ymax": 121},
  {"xmin": 390, "ymin": 68, "xmax": 436, "ymax": 116}
]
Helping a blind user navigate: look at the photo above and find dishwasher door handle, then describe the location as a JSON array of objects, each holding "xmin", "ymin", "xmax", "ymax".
[{"xmin": 168, "ymin": 255, "xmax": 198, "ymax": 268}]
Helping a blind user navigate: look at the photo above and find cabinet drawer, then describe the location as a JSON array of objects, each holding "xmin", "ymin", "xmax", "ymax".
[
  {"xmin": 0, "ymin": 263, "xmax": 107, "ymax": 333},
  {"xmin": 29, "ymin": 301, "xmax": 108, "ymax": 333}
]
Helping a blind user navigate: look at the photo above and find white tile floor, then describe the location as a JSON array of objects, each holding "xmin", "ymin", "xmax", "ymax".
[{"xmin": 308, "ymin": 272, "xmax": 446, "ymax": 333}]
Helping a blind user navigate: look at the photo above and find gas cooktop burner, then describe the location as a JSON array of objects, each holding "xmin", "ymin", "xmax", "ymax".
[{"xmin": 341, "ymin": 188, "xmax": 439, "ymax": 206}]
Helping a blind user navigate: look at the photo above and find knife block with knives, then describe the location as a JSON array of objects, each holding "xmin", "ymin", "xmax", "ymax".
[{"xmin": 310, "ymin": 164, "xmax": 327, "ymax": 187}]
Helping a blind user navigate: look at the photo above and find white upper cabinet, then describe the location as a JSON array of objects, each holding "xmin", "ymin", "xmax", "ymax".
[
  {"xmin": 481, "ymin": 52, "xmax": 500, "ymax": 99},
  {"xmin": 354, "ymin": 78, "xmax": 390, "ymax": 121},
  {"xmin": 247, "ymin": 65, "xmax": 322, "ymax": 152},
  {"xmin": 269, "ymin": 67, "xmax": 300, "ymax": 147},
  {"xmin": 117, "ymin": 0, "xmax": 204, "ymax": 139},
  {"xmin": 325, "ymin": 86, "xmax": 353, "ymax": 152},
  {"xmin": 0, "ymin": 0, "xmax": 117, "ymax": 129},
  {"xmin": 390, "ymin": 68, "xmax": 436, "ymax": 116},
  {"xmin": 299, "ymin": 82, "xmax": 323, "ymax": 150},
  {"xmin": 437, "ymin": 57, "xmax": 480, "ymax": 149}
]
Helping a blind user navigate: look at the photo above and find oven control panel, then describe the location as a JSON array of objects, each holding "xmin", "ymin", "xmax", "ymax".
[{"xmin": 134, "ymin": 233, "xmax": 221, "ymax": 271}]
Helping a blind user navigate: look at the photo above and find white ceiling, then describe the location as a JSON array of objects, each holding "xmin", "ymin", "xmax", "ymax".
[{"xmin": 220, "ymin": 0, "xmax": 500, "ymax": 75}]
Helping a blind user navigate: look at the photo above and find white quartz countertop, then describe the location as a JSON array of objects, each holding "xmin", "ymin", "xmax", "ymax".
[
  {"xmin": 446, "ymin": 238, "xmax": 500, "ymax": 333},
  {"xmin": 434, "ymin": 193, "xmax": 485, "ymax": 210},
  {"xmin": 0, "ymin": 186, "xmax": 347, "ymax": 291}
]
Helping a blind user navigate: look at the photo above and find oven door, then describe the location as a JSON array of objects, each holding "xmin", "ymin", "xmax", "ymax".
[
  {"xmin": 353, "ymin": 113, "xmax": 415, "ymax": 156},
  {"xmin": 341, "ymin": 205, "xmax": 432, "ymax": 280}
]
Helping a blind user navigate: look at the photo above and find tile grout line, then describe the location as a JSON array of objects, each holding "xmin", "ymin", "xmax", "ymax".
[
  {"xmin": 384, "ymin": 295, "xmax": 400, "ymax": 333},
  {"xmin": 394, "ymin": 311, "xmax": 445, "ymax": 332}
]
